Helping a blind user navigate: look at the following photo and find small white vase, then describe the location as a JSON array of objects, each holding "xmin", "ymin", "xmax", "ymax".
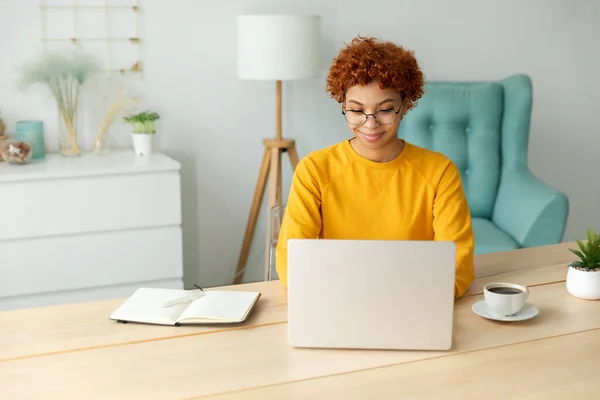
[
  {"xmin": 132, "ymin": 133, "xmax": 153, "ymax": 156},
  {"xmin": 566, "ymin": 266, "xmax": 600, "ymax": 300}
]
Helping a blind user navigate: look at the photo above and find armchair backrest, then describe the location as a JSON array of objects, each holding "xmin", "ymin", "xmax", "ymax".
[{"xmin": 397, "ymin": 74, "xmax": 533, "ymax": 220}]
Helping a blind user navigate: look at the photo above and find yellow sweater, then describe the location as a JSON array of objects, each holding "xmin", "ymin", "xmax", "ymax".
[{"xmin": 275, "ymin": 139, "xmax": 475, "ymax": 299}]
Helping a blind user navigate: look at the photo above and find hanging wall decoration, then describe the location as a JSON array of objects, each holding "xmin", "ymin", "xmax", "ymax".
[{"xmin": 39, "ymin": 0, "xmax": 143, "ymax": 77}]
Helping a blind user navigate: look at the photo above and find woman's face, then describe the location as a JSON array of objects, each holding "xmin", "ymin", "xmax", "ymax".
[{"xmin": 344, "ymin": 82, "xmax": 403, "ymax": 153}]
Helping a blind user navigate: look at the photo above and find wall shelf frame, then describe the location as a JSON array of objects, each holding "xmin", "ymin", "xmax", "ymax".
[{"xmin": 39, "ymin": 0, "xmax": 143, "ymax": 79}]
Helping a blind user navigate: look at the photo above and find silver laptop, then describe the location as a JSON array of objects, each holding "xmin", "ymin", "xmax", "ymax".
[{"xmin": 287, "ymin": 239, "xmax": 456, "ymax": 351}]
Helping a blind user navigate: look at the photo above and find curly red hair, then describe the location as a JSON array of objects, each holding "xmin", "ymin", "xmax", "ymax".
[{"xmin": 326, "ymin": 36, "xmax": 424, "ymax": 112}]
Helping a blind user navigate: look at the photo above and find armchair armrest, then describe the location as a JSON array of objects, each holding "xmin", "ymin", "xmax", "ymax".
[{"xmin": 492, "ymin": 169, "xmax": 569, "ymax": 248}]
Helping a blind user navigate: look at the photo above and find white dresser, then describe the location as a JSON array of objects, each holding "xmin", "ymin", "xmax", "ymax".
[{"xmin": 0, "ymin": 151, "xmax": 184, "ymax": 310}]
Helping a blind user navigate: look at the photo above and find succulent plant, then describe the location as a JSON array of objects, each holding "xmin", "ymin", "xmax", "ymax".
[{"xmin": 569, "ymin": 229, "xmax": 600, "ymax": 271}]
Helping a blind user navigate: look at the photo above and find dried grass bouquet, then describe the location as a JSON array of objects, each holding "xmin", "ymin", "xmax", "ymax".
[{"xmin": 19, "ymin": 49, "xmax": 100, "ymax": 156}]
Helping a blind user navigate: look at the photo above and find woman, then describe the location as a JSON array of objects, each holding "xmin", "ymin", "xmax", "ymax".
[{"xmin": 275, "ymin": 36, "xmax": 475, "ymax": 299}]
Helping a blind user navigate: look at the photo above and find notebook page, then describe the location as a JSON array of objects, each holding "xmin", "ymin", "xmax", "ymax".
[
  {"xmin": 177, "ymin": 291, "xmax": 259, "ymax": 322},
  {"xmin": 110, "ymin": 288, "xmax": 190, "ymax": 325}
]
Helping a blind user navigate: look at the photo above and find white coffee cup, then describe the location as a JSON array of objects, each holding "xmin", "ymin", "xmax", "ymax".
[{"xmin": 483, "ymin": 282, "xmax": 529, "ymax": 317}]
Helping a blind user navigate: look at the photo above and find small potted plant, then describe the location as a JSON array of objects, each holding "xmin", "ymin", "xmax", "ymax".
[
  {"xmin": 123, "ymin": 110, "xmax": 159, "ymax": 156},
  {"xmin": 566, "ymin": 229, "xmax": 600, "ymax": 300}
]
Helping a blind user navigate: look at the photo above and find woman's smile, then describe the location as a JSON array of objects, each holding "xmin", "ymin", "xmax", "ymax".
[{"xmin": 359, "ymin": 131, "xmax": 385, "ymax": 142}]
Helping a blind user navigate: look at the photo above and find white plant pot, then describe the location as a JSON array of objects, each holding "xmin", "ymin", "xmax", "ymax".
[
  {"xmin": 566, "ymin": 266, "xmax": 600, "ymax": 300},
  {"xmin": 132, "ymin": 133, "xmax": 154, "ymax": 156}
]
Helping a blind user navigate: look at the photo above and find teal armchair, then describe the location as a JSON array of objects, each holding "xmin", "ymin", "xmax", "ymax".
[{"xmin": 398, "ymin": 74, "xmax": 569, "ymax": 254}]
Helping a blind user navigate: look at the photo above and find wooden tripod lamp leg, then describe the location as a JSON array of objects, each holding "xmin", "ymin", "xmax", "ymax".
[
  {"xmin": 234, "ymin": 79, "xmax": 302, "ymax": 284},
  {"xmin": 287, "ymin": 146, "xmax": 300, "ymax": 170},
  {"xmin": 233, "ymin": 148, "xmax": 271, "ymax": 284},
  {"xmin": 234, "ymin": 138, "xmax": 299, "ymax": 285}
]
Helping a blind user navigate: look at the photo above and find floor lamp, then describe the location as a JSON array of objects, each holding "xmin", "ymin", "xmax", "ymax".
[{"xmin": 234, "ymin": 14, "xmax": 321, "ymax": 284}]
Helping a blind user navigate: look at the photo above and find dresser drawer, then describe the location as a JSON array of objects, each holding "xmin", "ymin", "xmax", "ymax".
[
  {"xmin": 0, "ymin": 171, "xmax": 181, "ymax": 241},
  {"xmin": 0, "ymin": 226, "xmax": 183, "ymax": 298}
]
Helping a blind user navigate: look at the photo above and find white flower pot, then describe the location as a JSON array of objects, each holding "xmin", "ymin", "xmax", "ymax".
[
  {"xmin": 132, "ymin": 133, "xmax": 154, "ymax": 156},
  {"xmin": 566, "ymin": 266, "xmax": 600, "ymax": 300}
]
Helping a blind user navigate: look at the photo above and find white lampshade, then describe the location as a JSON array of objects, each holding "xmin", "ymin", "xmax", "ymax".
[{"xmin": 236, "ymin": 14, "xmax": 322, "ymax": 81}]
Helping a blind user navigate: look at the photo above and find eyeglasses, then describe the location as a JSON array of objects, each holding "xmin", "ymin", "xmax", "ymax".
[{"xmin": 342, "ymin": 107, "xmax": 402, "ymax": 126}]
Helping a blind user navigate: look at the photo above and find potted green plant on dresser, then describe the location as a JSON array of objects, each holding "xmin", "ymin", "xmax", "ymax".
[
  {"xmin": 566, "ymin": 229, "xmax": 600, "ymax": 300},
  {"xmin": 124, "ymin": 110, "xmax": 160, "ymax": 156}
]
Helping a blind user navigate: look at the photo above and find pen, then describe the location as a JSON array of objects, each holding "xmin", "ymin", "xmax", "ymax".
[{"xmin": 163, "ymin": 284, "xmax": 205, "ymax": 308}]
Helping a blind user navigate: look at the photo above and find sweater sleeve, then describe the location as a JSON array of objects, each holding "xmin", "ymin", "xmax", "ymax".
[
  {"xmin": 432, "ymin": 161, "xmax": 475, "ymax": 299},
  {"xmin": 275, "ymin": 157, "xmax": 322, "ymax": 287}
]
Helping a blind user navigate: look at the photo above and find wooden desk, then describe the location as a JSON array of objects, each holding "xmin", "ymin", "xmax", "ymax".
[{"xmin": 1, "ymin": 241, "xmax": 598, "ymax": 399}]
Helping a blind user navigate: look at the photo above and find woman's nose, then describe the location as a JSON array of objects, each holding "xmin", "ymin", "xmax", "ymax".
[{"xmin": 363, "ymin": 114, "xmax": 379, "ymax": 129}]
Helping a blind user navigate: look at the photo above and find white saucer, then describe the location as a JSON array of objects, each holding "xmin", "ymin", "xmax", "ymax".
[{"xmin": 472, "ymin": 301, "xmax": 539, "ymax": 322}]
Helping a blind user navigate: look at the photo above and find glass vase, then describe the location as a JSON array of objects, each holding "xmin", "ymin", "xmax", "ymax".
[
  {"xmin": 57, "ymin": 92, "xmax": 81, "ymax": 157},
  {"xmin": 93, "ymin": 130, "xmax": 112, "ymax": 156}
]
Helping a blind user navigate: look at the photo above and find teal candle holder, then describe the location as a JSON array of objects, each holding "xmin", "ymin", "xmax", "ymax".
[{"xmin": 15, "ymin": 120, "xmax": 45, "ymax": 160}]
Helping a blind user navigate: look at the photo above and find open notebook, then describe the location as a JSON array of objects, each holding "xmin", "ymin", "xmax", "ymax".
[{"xmin": 109, "ymin": 288, "xmax": 261, "ymax": 326}]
